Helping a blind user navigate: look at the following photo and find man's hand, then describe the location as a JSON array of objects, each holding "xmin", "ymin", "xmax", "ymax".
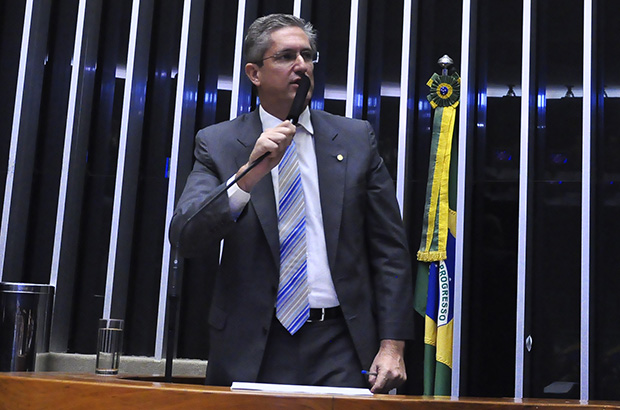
[
  {"xmin": 236, "ymin": 120, "xmax": 296, "ymax": 192},
  {"xmin": 367, "ymin": 339, "xmax": 407, "ymax": 394}
]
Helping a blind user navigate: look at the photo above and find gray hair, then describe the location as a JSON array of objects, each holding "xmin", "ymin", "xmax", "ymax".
[{"xmin": 244, "ymin": 14, "xmax": 317, "ymax": 65}]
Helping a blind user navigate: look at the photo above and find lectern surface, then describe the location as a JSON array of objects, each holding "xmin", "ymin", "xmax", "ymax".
[{"xmin": 1, "ymin": 372, "xmax": 620, "ymax": 410}]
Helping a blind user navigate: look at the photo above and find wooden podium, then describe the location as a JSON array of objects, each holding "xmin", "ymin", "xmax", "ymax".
[{"xmin": 1, "ymin": 372, "xmax": 620, "ymax": 409}]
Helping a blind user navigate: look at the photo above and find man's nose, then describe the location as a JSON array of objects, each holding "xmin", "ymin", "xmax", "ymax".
[{"xmin": 292, "ymin": 53, "xmax": 309, "ymax": 70}]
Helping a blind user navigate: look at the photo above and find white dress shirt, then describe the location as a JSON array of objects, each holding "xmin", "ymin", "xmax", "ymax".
[{"xmin": 227, "ymin": 106, "xmax": 339, "ymax": 308}]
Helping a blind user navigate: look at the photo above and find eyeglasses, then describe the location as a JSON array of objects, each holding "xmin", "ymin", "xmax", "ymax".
[{"xmin": 260, "ymin": 49, "xmax": 319, "ymax": 66}]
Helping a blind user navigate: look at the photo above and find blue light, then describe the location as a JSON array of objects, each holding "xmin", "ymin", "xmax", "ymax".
[
  {"xmin": 311, "ymin": 100, "xmax": 324, "ymax": 110},
  {"xmin": 186, "ymin": 90, "xmax": 198, "ymax": 102},
  {"xmin": 537, "ymin": 92, "xmax": 547, "ymax": 109},
  {"xmin": 355, "ymin": 93, "xmax": 364, "ymax": 109},
  {"xmin": 165, "ymin": 157, "xmax": 170, "ymax": 179},
  {"xmin": 477, "ymin": 90, "xmax": 487, "ymax": 108}
]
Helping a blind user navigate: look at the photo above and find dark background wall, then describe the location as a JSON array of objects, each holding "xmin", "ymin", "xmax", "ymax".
[{"xmin": 0, "ymin": 0, "xmax": 617, "ymax": 401}]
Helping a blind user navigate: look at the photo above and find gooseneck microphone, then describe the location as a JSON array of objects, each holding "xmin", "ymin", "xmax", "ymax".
[{"xmin": 164, "ymin": 74, "xmax": 311, "ymax": 382}]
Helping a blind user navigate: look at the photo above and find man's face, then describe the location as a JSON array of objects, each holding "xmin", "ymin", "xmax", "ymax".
[{"xmin": 247, "ymin": 26, "xmax": 315, "ymax": 116}]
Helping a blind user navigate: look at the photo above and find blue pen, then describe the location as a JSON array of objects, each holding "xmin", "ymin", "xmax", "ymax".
[{"xmin": 361, "ymin": 370, "xmax": 378, "ymax": 376}]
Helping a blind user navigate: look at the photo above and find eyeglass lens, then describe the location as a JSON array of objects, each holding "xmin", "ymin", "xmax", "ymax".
[{"xmin": 264, "ymin": 49, "xmax": 319, "ymax": 65}]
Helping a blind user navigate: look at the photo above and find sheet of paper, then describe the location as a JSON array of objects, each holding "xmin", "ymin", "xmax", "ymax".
[{"xmin": 230, "ymin": 381, "xmax": 373, "ymax": 396}]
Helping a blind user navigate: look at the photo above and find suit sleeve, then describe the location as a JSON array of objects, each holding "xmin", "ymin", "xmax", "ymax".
[
  {"xmin": 363, "ymin": 121, "xmax": 415, "ymax": 341},
  {"xmin": 169, "ymin": 129, "xmax": 237, "ymax": 258}
]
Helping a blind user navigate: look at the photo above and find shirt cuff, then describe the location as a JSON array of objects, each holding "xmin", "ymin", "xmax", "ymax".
[{"xmin": 227, "ymin": 175, "xmax": 251, "ymax": 220}]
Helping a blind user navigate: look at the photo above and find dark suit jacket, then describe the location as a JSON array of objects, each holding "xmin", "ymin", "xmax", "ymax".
[{"xmin": 170, "ymin": 108, "xmax": 414, "ymax": 386}]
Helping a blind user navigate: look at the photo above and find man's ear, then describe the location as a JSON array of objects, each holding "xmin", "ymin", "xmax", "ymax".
[{"xmin": 245, "ymin": 63, "xmax": 260, "ymax": 87}]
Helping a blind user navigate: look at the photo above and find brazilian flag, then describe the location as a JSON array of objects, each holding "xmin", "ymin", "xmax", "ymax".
[{"xmin": 413, "ymin": 71, "xmax": 459, "ymax": 396}]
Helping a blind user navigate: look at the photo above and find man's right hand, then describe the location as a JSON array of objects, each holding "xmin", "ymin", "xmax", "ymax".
[{"xmin": 236, "ymin": 120, "xmax": 296, "ymax": 193}]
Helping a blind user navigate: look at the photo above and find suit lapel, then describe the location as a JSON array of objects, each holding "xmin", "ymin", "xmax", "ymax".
[
  {"xmin": 312, "ymin": 111, "xmax": 346, "ymax": 272},
  {"xmin": 234, "ymin": 110, "xmax": 349, "ymax": 273},
  {"xmin": 234, "ymin": 111, "xmax": 280, "ymax": 269}
]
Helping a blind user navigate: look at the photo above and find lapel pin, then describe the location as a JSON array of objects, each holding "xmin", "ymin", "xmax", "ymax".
[{"xmin": 337, "ymin": 154, "xmax": 344, "ymax": 162}]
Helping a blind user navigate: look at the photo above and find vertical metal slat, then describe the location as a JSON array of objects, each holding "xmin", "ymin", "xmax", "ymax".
[
  {"xmin": 103, "ymin": 0, "xmax": 143, "ymax": 319},
  {"xmin": 50, "ymin": 0, "xmax": 88, "ymax": 289},
  {"xmin": 395, "ymin": 0, "xmax": 412, "ymax": 215},
  {"xmin": 452, "ymin": 0, "xmax": 472, "ymax": 397},
  {"xmin": 293, "ymin": 0, "xmax": 302, "ymax": 17},
  {"xmin": 345, "ymin": 0, "xmax": 360, "ymax": 118},
  {"xmin": 155, "ymin": 0, "xmax": 194, "ymax": 361},
  {"xmin": 0, "ymin": 0, "xmax": 35, "ymax": 280},
  {"xmin": 580, "ymin": 0, "xmax": 593, "ymax": 401},
  {"xmin": 515, "ymin": 0, "xmax": 533, "ymax": 399},
  {"xmin": 230, "ymin": 0, "xmax": 247, "ymax": 120}
]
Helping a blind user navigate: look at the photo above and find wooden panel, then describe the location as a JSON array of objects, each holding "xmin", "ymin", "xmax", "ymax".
[
  {"xmin": 333, "ymin": 395, "xmax": 620, "ymax": 410},
  {"xmin": 0, "ymin": 373, "xmax": 331, "ymax": 410},
  {"xmin": 1, "ymin": 373, "xmax": 620, "ymax": 410}
]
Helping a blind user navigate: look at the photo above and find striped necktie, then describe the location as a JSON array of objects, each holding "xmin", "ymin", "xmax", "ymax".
[{"xmin": 276, "ymin": 139, "xmax": 309, "ymax": 334}]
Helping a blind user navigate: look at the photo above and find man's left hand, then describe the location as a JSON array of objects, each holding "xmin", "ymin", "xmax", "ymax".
[{"xmin": 367, "ymin": 339, "xmax": 406, "ymax": 394}]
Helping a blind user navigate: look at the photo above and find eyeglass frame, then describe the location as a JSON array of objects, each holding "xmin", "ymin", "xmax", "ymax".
[{"xmin": 256, "ymin": 48, "xmax": 319, "ymax": 66}]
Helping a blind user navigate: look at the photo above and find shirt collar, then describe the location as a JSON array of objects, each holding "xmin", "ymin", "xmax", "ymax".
[{"xmin": 259, "ymin": 105, "xmax": 314, "ymax": 135}]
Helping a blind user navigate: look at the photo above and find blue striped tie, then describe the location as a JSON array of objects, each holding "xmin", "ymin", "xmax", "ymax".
[{"xmin": 276, "ymin": 139, "xmax": 309, "ymax": 334}]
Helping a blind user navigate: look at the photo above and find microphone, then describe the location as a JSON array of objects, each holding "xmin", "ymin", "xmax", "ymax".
[
  {"xmin": 164, "ymin": 74, "xmax": 311, "ymax": 382},
  {"xmin": 287, "ymin": 73, "xmax": 312, "ymax": 124},
  {"xmin": 238, "ymin": 73, "xmax": 311, "ymax": 177}
]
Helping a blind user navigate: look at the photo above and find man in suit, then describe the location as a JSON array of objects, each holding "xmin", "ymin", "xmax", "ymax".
[{"xmin": 170, "ymin": 14, "xmax": 414, "ymax": 393}]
